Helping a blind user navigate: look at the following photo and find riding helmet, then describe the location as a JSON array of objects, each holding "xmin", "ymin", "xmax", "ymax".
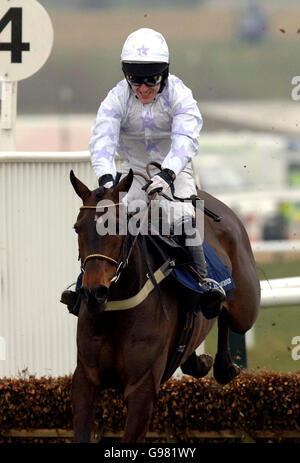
[{"xmin": 121, "ymin": 28, "xmax": 169, "ymax": 92}]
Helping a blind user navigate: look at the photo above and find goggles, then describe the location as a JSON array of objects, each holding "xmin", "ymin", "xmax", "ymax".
[{"xmin": 125, "ymin": 74, "xmax": 163, "ymax": 87}]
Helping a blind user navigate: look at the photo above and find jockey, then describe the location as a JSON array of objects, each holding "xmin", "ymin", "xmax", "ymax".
[{"xmin": 61, "ymin": 28, "xmax": 225, "ymax": 317}]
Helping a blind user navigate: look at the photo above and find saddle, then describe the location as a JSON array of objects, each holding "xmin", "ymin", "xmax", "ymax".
[{"xmin": 144, "ymin": 234, "xmax": 235, "ymax": 313}]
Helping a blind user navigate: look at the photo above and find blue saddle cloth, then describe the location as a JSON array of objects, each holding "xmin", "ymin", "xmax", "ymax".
[{"xmin": 172, "ymin": 241, "xmax": 235, "ymax": 297}]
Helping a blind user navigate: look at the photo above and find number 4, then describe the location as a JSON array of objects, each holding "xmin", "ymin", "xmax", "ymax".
[{"xmin": 0, "ymin": 8, "xmax": 30, "ymax": 63}]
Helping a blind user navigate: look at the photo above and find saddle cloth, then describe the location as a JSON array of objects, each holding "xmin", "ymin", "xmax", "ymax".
[{"xmin": 172, "ymin": 240, "xmax": 235, "ymax": 298}]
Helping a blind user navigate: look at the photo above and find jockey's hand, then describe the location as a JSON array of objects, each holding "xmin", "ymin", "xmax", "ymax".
[
  {"xmin": 98, "ymin": 174, "xmax": 114, "ymax": 189},
  {"xmin": 142, "ymin": 168, "xmax": 176, "ymax": 196}
]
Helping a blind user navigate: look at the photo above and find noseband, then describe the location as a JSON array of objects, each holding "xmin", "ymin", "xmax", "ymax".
[{"xmin": 82, "ymin": 253, "xmax": 118, "ymax": 269}]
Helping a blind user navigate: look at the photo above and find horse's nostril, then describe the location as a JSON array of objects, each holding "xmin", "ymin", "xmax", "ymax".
[
  {"xmin": 80, "ymin": 285, "xmax": 108, "ymax": 304},
  {"xmin": 94, "ymin": 285, "xmax": 109, "ymax": 302}
]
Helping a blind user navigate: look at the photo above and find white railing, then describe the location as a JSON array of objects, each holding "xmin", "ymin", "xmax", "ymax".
[
  {"xmin": 253, "ymin": 244, "xmax": 300, "ymax": 307},
  {"xmin": 252, "ymin": 240, "xmax": 300, "ymax": 254},
  {"xmin": 260, "ymin": 277, "xmax": 300, "ymax": 307}
]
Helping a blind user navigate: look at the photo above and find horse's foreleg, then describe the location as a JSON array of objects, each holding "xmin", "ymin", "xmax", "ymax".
[
  {"xmin": 213, "ymin": 307, "xmax": 240, "ymax": 385},
  {"xmin": 122, "ymin": 372, "xmax": 158, "ymax": 443},
  {"xmin": 72, "ymin": 363, "xmax": 99, "ymax": 443},
  {"xmin": 181, "ymin": 351, "xmax": 213, "ymax": 378}
]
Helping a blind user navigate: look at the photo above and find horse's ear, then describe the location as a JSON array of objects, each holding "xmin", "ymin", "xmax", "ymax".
[
  {"xmin": 70, "ymin": 170, "xmax": 91, "ymax": 202},
  {"xmin": 113, "ymin": 169, "xmax": 134, "ymax": 195}
]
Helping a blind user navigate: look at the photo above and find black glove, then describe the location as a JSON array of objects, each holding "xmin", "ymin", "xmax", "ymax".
[
  {"xmin": 98, "ymin": 174, "xmax": 114, "ymax": 188},
  {"xmin": 142, "ymin": 168, "xmax": 176, "ymax": 195}
]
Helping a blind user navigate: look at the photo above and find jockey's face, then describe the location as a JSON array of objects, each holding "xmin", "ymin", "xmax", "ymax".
[{"xmin": 131, "ymin": 82, "xmax": 161, "ymax": 104}]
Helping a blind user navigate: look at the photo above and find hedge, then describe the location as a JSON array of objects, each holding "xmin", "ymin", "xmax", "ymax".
[{"xmin": 0, "ymin": 369, "xmax": 300, "ymax": 442}]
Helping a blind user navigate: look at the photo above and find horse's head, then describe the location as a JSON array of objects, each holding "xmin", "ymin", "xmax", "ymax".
[{"xmin": 70, "ymin": 170, "xmax": 134, "ymax": 315}]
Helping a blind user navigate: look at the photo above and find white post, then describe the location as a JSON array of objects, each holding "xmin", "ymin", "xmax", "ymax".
[
  {"xmin": 0, "ymin": 81, "xmax": 17, "ymax": 151},
  {"xmin": 0, "ymin": 0, "xmax": 54, "ymax": 152},
  {"xmin": 0, "ymin": 336, "xmax": 6, "ymax": 361}
]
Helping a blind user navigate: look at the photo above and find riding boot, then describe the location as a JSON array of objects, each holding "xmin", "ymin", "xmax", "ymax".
[
  {"xmin": 185, "ymin": 241, "xmax": 207, "ymax": 278},
  {"xmin": 60, "ymin": 290, "xmax": 81, "ymax": 316},
  {"xmin": 185, "ymin": 243, "xmax": 226, "ymax": 319},
  {"xmin": 181, "ymin": 217, "xmax": 226, "ymax": 319},
  {"xmin": 60, "ymin": 273, "xmax": 83, "ymax": 317}
]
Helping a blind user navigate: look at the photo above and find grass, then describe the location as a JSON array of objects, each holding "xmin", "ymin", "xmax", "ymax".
[{"xmin": 204, "ymin": 259, "xmax": 300, "ymax": 374}]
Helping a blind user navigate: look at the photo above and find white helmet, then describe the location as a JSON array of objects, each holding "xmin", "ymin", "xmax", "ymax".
[
  {"xmin": 121, "ymin": 28, "xmax": 169, "ymax": 92},
  {"xmin": 121, "ymin": 28, "xmax": 169, "ymax": 64}
]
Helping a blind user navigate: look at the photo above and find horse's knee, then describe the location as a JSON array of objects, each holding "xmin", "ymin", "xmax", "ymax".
[
  {"xmin": 229, "ymin": 323, "xmax": 250, "ymax": 335},
  {"xmin": 226, "ymin": 312, "xmax": 257, "ymax": 334},
  {"xmin": 224, "ymin": 303, "xmax": 259, "ymax": 334},
  {"xmin": 123, "ymin": 380, "xmax": 158, "ymax": 443}
]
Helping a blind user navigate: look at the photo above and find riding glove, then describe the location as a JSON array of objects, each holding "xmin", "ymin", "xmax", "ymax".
[
  {"xmin": 143, "ymin": 168, "xmax": 176, "ymax": 196},
  {"xmin": 98, "ymin": 173, "xmax": 114, "ymax": 189}
]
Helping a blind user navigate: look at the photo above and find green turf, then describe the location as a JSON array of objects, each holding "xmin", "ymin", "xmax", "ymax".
[{"xmin": 204, "ymin": 259, "xmax": 300, "ymax": 374}]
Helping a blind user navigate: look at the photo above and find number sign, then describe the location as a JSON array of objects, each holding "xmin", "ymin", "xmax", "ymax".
[{"xmin": 0, "ymin": 0, "xmax": 53, "ymax": 81}]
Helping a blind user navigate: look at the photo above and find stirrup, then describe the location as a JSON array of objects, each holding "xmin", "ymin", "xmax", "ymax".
[{"xmin": 200, "ymin": 277, "xmax": 226, "ymax": 297}]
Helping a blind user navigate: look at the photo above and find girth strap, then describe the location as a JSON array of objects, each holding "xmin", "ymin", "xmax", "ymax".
[{"xmin": 140, "ymin": 235, "xmax": 170, "ymax": 321}]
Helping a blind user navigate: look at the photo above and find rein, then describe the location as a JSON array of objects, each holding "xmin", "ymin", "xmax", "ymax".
[
  {"xmin": 79, "ymin": 163, "xmax": 218, "ymax": 318},
  {"xmin": 80, "ymin": 204, "xmax": 123, "ymax": 209},
  {"xmin": 78, "ymin": 187, "xmax": 169, "ymax": 317},
  {"xmin": 79, "ymin": 161, "xmax": 221, "ymax": 277},
  {"xmin": 144, "ymin": 161, "xmax": 222, "ymax": 222}
]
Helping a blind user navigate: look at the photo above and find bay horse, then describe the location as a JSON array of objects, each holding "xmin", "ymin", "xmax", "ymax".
[{"xmin": 69, "ymin": 169, "xmax": 260, "ymax": 443}]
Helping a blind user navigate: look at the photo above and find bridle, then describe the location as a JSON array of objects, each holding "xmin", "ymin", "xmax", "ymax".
[
  {"xmin": 78, "ymin": 197, "xmax": 170, "ymax": 320},
  {"xmin": 77, "ymin": 164, "xmax": 162, "ymax": 285},
  {"xmin": 79, "ymin": 203, "xmax": 135, "ymax": 284}
]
